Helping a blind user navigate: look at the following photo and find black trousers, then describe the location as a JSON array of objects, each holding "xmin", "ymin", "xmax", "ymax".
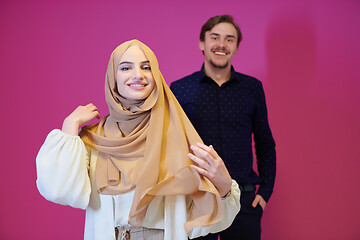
[{"xmin": 195, "ymin": 191, "xmax": 263, "ymax": 240}]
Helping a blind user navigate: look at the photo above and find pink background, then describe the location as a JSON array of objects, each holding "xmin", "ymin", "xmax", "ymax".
[{"xmin": 1, "ymin": 0, "xmax": 359, "ymax": 239}]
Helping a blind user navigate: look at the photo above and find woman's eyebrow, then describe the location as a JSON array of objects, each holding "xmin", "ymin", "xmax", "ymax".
[
  {"xmin": 119, "ymin": 61, "xmax": 133, "ymax": 65},
  {"xmin": 119, "ymin": 61, "xmax": 150, "ymax": 65}
]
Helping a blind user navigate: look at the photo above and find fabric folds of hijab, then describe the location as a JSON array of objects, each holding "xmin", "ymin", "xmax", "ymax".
[{"xmin": 79, "ymin": 40, "xmax": 223, "ymax": 234}]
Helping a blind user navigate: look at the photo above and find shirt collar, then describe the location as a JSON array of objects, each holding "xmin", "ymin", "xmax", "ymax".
[{"xmin": 199, "ymin": 64, "xmax": 239, "ymax": 83}]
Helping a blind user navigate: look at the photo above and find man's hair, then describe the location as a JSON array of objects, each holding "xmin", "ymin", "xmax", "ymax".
[{"xmin": 200, "ymin": 15, "xmax": 242, "ymax": 47}]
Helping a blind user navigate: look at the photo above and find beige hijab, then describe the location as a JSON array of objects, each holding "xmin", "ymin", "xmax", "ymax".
[{"xmin": 80, "ymin": 40, "xmax": 223, "ymax": 233}]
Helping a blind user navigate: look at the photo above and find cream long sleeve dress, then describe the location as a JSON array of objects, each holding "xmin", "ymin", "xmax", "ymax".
[{"xmin": 36, "ymin": 129, "xmax": 241, "ymax": 240}]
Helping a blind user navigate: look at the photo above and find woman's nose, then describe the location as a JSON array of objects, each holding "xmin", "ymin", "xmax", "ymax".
[{"xmin": 132, "ymin": 67, "xmax": 143, "ymax": 80}]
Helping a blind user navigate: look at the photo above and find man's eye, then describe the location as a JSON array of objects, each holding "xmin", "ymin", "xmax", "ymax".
[
  {"xmin": 227, "ymin": 39, "xmax": 234, "ymax": 42},
  {"xmin": 211, "ymin": 37, "xmax": 217, "ymax": 40}
]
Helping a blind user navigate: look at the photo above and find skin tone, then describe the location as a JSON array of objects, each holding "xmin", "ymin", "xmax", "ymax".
[
  {"xmin": 199, "ymin": 22, "xmax": 239, "ymax": 87},
  {"xmin": 62, "ymin": 46, "xmax": 154, "ymax": 136},
  {"xmin": 116, "ymin": 46, "xmax": 155, "ymax": 100},
  {"xmin": 192, "ymin": 22, "xmax": 267, "ymax": 210}
]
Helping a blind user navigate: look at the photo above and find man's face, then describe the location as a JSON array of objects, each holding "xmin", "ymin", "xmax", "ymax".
[{"xmin": 199, "ymin": 22, "xmax": 238, "ymax": 69}]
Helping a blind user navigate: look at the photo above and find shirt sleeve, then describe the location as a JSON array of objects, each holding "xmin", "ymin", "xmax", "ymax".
[
  {"xmin": 36, "ymin": 129, "xmax": 91, "ymax": 209},
  {"xmin": 253, "ymin": 82, "xmax": 276, "ymax": 202},
  {"xmin": 188, "ymin": 180, "xmax": 241, "ymax": 239}
]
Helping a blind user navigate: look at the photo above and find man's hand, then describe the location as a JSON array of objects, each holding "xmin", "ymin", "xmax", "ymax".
[
  {"xmin": 188, "ymin": 143, "xmax": 232, "ymax": 198},
  {"xmin": 252, "ymin": 194, "xmax": 266, "ymax": 211}
]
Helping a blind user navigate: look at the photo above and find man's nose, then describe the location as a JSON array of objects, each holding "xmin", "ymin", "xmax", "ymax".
[
  {"xmin": 219, "ymin": 39, "xmax": 227, "ymax": 47},
  {"xmin": 215, "ymin": 39, "xmax": 226, "ymax": 49}
]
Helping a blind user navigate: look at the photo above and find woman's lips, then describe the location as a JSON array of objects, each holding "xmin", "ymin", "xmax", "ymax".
[{"xmin": 127, "ymin": 83, "xmax": 148, "ymax": 90}]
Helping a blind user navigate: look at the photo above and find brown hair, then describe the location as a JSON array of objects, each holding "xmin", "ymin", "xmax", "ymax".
[{"xmin": 200, "ymin": 15, "xmax": 242, "ymax": 47}]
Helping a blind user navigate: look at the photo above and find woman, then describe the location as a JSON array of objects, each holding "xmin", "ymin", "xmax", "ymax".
[{"xmin": 36, "ymin": 40, "xmax": 240, "ymax": 240}]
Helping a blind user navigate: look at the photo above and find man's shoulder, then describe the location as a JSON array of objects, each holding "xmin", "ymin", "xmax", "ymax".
[
  {"xmin": 170, "ymin": 71, "xmax": 202, "ymax": 89},
  {"xmin": 234, "ymin": 71, "xmax": 263, "ymax": 89},
  {"xmin": 234, "ymin": 72, "xmax": 261, "ymax": 85}
]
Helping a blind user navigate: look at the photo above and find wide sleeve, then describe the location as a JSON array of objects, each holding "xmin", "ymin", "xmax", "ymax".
[
  {"xmin": 188, "ymin": 180, "xmax": 241, "ymax": 239},
  {"xmin": 36, "ymin": 129, "xmax": 91, "ymax": 209}
]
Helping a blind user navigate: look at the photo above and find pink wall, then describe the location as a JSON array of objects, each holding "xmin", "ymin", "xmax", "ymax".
[{"xmin": 1, "ymin": 0, "xmax": 359, "ymax": 239}]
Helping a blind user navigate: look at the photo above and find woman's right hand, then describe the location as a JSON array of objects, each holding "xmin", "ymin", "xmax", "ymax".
[{"xmin": 61, "ymin": 103, "xmax": 100, "ymax": 136}]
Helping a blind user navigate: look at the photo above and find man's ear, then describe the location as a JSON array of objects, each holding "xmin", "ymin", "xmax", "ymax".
[{"xmin": 199, "ymin": 41, "xmax": 204, "ymax": 51}]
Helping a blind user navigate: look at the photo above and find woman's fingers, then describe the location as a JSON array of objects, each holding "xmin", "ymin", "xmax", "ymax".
[
  {"xmin": 190, "ymin": 164, "xmax": 211, "ymax": 179},
  {"xmin": 62, "ymin": 103, "xmax": 100, "ymax": 135},
  {"xmin": 188, "ymin": 153, "xmax": 212, "ymax": 173},
  {"xmin": 94, "ymin": 110, "xmax": 101, "ymax": 119},
  {"xmin": 75, "ymin": 103, "xmax": 100, "ymax": 124},
  {"xmin": 190, "ymin": 144, "xmax": 216, "ymax": 168},
  {"xmin": 86, "ymin": 103, "xmax": 100, "ymax": 119},
  {"xmin": 189, "ymin": 143, "xmax": 233, "ymax": 197}
]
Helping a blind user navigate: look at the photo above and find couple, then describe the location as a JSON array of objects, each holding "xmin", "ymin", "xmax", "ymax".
[{"xmin": 36, "ymin": 15, "xmax": 276, "ymax": 240}]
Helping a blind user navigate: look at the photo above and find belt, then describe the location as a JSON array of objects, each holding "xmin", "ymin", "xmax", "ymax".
[
  {"xmin": 115, "ymin": 226, "xmax": 164, "ymax": 240},
  {"xmin": 239, "ymin": 184, "xmax": 256, "ymax": 192}
]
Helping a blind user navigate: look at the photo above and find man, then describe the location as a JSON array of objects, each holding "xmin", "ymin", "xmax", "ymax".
[{"xmin": 170, "ymin": 15, "xmax": 276, "ymax": 239}]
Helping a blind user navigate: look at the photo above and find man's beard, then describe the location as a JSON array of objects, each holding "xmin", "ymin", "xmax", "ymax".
[{"xmin": 210, "ymin": 59, "xmax": 228, "ymax": 69}]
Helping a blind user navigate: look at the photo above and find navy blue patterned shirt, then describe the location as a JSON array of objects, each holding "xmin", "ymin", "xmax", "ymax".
[{"xmin": 170, "ymin": 66, "xmax": 276, "ymax": 202}]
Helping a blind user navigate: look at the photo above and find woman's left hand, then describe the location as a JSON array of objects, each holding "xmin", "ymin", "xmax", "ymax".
[{"xmin": 188, "ymin": 143, "xmax": 232, "ymax": 198}]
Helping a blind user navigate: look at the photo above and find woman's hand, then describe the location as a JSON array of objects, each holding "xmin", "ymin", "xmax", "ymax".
[
  {"xmin": 61, "ymin": 103, "xmax": 100, "ymax": 136},
  {"xmin": 188, "ymin": 143, "xmax": 232, "ymax": 198}
]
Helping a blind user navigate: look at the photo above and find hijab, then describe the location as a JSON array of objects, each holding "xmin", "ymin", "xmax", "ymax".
[{"xmin": 80, "ymin": 40, "xmax": 223, "ymax": 233}]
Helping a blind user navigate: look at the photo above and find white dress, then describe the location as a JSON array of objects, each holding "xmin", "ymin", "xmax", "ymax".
[{"xmin": 36, "ymin": 129, "xmax": 241, "ymax": 240}]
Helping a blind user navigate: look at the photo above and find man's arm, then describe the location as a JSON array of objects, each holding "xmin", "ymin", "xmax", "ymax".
[{"xmin": 253, "ymin": 82, "xmax": 276, "ymax": 204}]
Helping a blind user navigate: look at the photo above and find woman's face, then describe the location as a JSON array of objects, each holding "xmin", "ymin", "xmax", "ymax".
[{"xmin": 116, "ymin": 46, "xmax": 155, "ymax": 100}]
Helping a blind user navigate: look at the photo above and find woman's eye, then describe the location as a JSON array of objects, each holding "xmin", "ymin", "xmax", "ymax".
[
  {"xmin": 143, "ymin": 65, "xmax": 151, "ymax": 70},
  {"xmin": 120, "ymin": 66, "xmax": 130, "ymax": 71}
]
